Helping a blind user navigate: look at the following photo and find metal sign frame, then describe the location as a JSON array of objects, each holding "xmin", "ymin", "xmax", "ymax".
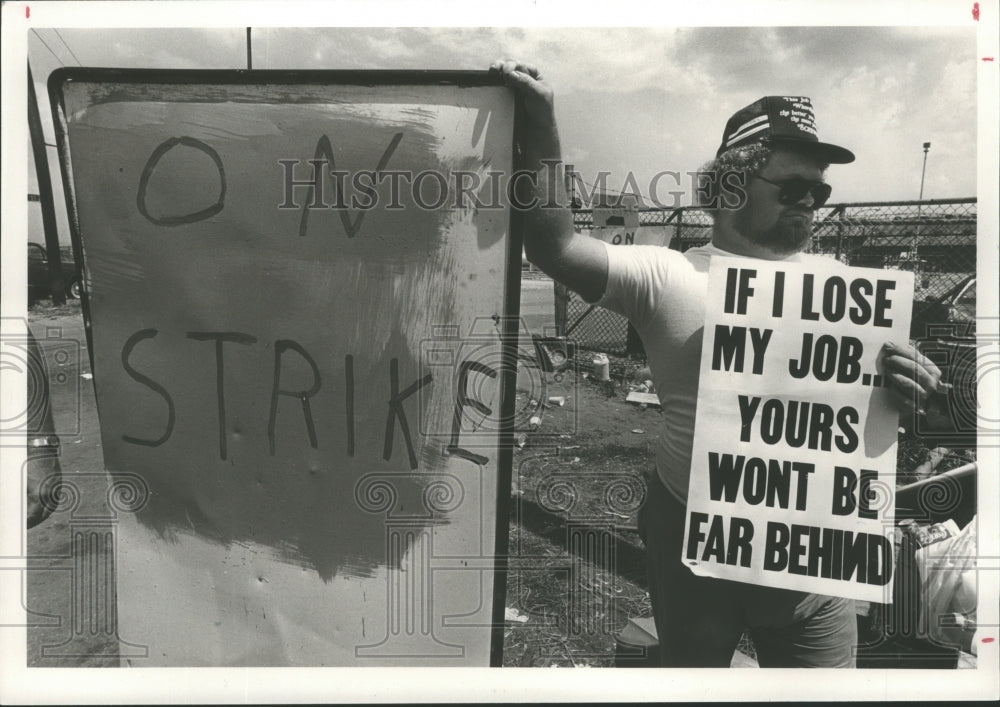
[{"xmin": 47, "ymin": 67, "xmax": 522, "ymax": 666}]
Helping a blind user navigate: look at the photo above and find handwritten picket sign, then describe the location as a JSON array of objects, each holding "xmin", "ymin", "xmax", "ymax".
[
  {"xmin": 684, "ymin": 256, "xmax": 913, "ymax": 603},
  {"xmin": 50, "ymin": 70, "xmax": 519, "ymax": 665}
]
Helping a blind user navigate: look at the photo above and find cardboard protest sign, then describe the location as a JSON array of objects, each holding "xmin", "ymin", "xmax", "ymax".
[
  {"xmin": 49, "ymin": 69, "xmax": 519, "ymax": 665},
  {"xmin": 588, "ymin": 225, "xmax": 672, "ymax": 247},
  {"xmin": 684, "ymin": 257, "xmax": 913, "ymax": 603},
  {"xmin": 589, "ymin": 199, "xmax": 672, "ymax": 247}
]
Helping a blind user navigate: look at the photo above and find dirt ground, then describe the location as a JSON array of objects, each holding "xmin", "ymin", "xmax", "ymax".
[{"xmin": 503, "ymin": 350, "xmax": 659, "ymax": 666}]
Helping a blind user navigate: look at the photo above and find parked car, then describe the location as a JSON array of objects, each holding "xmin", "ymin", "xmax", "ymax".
[
  {"xmin": 909, "ymin": 275, "xmax": 977, "ymax": 448},
  {"xmin": 28, "ymin": 242, "xmax": 80, "ymax": 303},
  {"xmin": 910, "ymin": 275, "xmax": 975, "ymax": 340}
]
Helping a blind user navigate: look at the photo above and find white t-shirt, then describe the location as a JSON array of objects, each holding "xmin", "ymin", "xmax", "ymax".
[{"xmin": 596, "ymin": 240, "xmax": 828, "ymax": 504}]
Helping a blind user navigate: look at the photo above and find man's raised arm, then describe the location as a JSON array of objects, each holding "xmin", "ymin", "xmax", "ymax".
[{"xmin": 490, "ymin": 60, "xmax": 609, "ymax": 303}]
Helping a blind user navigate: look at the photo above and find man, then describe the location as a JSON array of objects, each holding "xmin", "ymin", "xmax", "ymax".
[{"xmin": 491, "ymin": 60, "xmax": 943, "ymax": 668}]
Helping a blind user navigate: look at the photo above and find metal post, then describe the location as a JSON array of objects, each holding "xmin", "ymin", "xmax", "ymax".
[
  {"xmin": 674, "ymin": 208, "xmax": 683, "ymax": 251},
  {"xmin": 27, "ymin": 63, "xmax": 66, "ymax": 305},
  {"xmin": 835, "ymin": 206, "xmax": 845, "ymax": 262},
  {"xmin": 553, "ymin": 282, "xmax": 568, "ymax": 337},
  {"xmin": 246, "ymin": 27, "xmax": 252, "ymax": 70}
]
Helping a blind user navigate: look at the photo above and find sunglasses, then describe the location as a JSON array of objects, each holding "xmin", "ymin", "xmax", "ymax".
[{"xmin": 753, "ymin": 175, "xmax": 832, "ymax": 209}]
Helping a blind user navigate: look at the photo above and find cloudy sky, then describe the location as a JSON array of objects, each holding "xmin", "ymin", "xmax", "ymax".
[{"xmin": 22, "ymin": 20, "xmax": 980, "ymax": 206}]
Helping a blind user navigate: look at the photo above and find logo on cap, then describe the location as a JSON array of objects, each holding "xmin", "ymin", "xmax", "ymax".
[{"xmin": 716, "ymin": 95, "xmax": 854, "ymax": 164}]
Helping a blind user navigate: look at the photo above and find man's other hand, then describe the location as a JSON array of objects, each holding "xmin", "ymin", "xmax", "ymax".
[{"xmin": 882, "ymin": 340, "xmax": 945, "ymax": 416}]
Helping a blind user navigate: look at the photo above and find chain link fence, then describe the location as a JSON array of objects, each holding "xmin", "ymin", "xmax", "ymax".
[{"xmin": 563, "ymin": 198, "xmax": 976, "ymax": 355}]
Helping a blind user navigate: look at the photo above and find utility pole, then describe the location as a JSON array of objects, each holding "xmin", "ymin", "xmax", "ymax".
[
  {"xmin": 246, "ymin": 28, "xmax": 252, "ymax": 70},
  {"xmin": 919, "ymin": 141, "xmax": 931, "ymax": 201},
  {"xmin": 27, "ymin": 63, "xmax": 67, "ymax": 304}
]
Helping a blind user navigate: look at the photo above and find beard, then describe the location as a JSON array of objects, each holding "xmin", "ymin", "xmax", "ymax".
[{"xmin": 735, "ymin": 206, "xmax": 813, "ymax": 255}]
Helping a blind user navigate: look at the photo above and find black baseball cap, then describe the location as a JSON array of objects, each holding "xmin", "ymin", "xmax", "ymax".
[{"xmin": 716, "ymin": 95, "xmax": 855, "ymax": 164}]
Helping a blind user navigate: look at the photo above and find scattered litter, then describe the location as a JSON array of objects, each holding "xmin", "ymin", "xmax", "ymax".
[
  {"xmin": 516, "ymin": 433, "xmax": 528, "ymax": 448},
  {"xmin": 559, "ymin": 445, "xmax": 580, "ymax": 451},
  {"xmin": 80, "ymin": 373, "xmax": 93, "ymax": 380},
  {"xmin": 547, "ymin": 396, "xmax": 566, "ymax": 406},
  {"xmin": 592, "ymin": 353, "xmax": 610, "ymax": 381},
  {"xmin": 505, "ymin": 607, "xmax": 529, "ymax": 623},
  {"xmin": 606, "ymin": 510, "xmax": 631, "ymax": 519},
  {"xmin": 626, "ymin": 391, "xmax": 660, "ymax": 407},
  {"xmin": 913, "ymin": 446, "xmax": 950, "ymax": 481},
  {"xmin": 528, "ymin": 415, "xmax": 541, "ymax": 431},
  {"xmin": 632, "ymin": 379, "xmax": 656, "ymax": 394},
  {"xmin": 631, "ymin": 428, "xmax": 644, "ymax": 434},
  {"xmin": 571, "ymin": 457, "xmax": 580, "ymax": 464}
]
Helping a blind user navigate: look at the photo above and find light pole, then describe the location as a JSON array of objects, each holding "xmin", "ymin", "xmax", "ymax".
[
  {"xmin": 919, "ymin": 141, "xmax": 931, "ymax": 201},
  {"xmin": 914, "ymin": 141, "xmax": 930, "ymax": 268}
]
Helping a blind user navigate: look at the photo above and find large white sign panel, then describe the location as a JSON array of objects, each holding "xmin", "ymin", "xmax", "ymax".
[{"xmin": 51, "ymin": 71, "xmax": 518, "ymax": 665}]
